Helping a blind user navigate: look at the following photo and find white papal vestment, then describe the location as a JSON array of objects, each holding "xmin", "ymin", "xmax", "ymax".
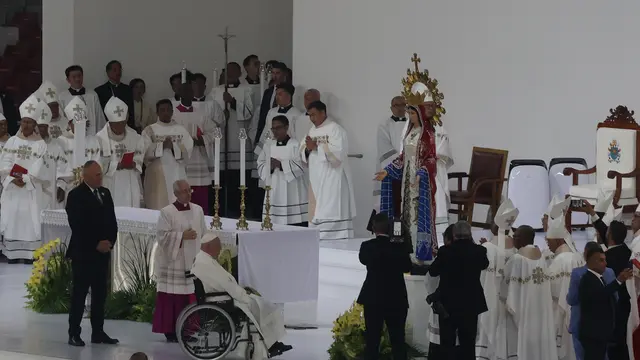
[
  {"xmin": 300, "ymin": 119, "xmax": 356, "ymax": 240},
  {"xmin": 0, "ymin": 135, "xmax": 47, "ymax": 259},
  {"xmin": 192, "ymin": 251, "xmax": 286, "ymax": 356},
  {"xmin": 172, "ymin": 104, "xmax": 218, "ymax": 186}
]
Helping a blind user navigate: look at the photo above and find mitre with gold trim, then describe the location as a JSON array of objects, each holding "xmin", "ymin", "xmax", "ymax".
[{"xmin": 401, "ymin": 53, "xmax": 445, "ymax": 126}]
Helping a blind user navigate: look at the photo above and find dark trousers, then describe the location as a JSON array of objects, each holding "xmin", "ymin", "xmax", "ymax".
[
  {"xmin": 609, "ymin": 302, "xmax": 631, "ymax": 360},
  {"xmin": 582, "ymin": 339, "xmax": 608, "ymax": 360},
  {"xmin": 68, "ymin": 256, "xmax": 109, "ymax": 336},
  {"xmin": 363, "ymin": 306, "xmax": 407, "ymax": 360},
  {"xmin": 219, "ymin": 170, "xmax": 262, "ymax": 220},
  {"xmin": 439, "ymin": 313, "xmax": 478, "ymax": 360}
]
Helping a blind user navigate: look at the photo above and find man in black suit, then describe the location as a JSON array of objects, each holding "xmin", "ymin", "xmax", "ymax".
[
  {"xmin": 604, "ymin": 220, "xmax": 633, "ymax": 359},
  {"xmin": 254, "ymin": 62, "xmax": 287, "ymax": 146},
  {"xmin": 65, "ymin": 160, "xmax": 119, "ymax": 347},
  {"xmin": 94, "ymin": 60, "xmax": 134, "ymax": 128},
  {"xmin": 579, "ymin": 246, "xmax": 632, "ymax": 360},
  {"xmin": 357, "ymin": 213, "xmax": 412, "ymax": 360},
  {"xmin": 429, "ymin": 221, "xmax": 489, "ymax": 360},
  {"xmin": 0, "ymin": 90, "xmax": 20, "ymax": 135}
]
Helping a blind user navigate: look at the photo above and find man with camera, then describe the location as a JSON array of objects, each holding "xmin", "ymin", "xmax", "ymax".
[
  {"xmin": 429, "ymin": 221, "xmax": 489, "ymax": 360},
  {"xmin": 357, "ymin": 213, "xmax": 413, "ymax": 360}
]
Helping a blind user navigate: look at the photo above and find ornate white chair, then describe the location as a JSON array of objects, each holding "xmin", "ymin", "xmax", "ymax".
[{"xmin": 564, "ymin": 106, "xmax": 640, "ymax": 212}]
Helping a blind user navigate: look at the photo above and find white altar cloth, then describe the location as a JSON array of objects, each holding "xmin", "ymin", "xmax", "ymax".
[{"xmin": 41, "ymin": 207, "xmax": 320, "ymax": 303}]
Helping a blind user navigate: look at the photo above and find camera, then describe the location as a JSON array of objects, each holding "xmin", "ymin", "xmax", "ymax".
[{"xmin": 570, "ymin": 199, "xmax": 584, "ymax": 208}]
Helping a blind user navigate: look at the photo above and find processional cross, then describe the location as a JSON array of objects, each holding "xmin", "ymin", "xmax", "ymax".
[{"xmin": 411, "ymin": 53, "xmax": 421, "ymax": 73}]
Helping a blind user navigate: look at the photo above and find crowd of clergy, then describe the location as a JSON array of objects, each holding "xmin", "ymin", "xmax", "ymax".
[{"xmin": 0, "ymin": 55, "xmax": 357, "ymax": 264}]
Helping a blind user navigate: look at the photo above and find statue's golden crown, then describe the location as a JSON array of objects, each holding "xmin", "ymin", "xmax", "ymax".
[{"xmin": 401, "ymin": 53, "xmax": 445, "ymax": 126}]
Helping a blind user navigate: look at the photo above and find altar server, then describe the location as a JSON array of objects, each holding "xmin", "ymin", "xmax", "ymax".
[
  {"xmin": 58, "ymin": 65, "xmax": 106, "ymax": 136},
  {"xmin": 373, "ymin": 96, "xmax": 407, "ymax": 213},
  {"xmin": 253, "ymin": 83, "xmax": 301, "ymax": 156},
  {"xmin": 142, "ymin": 99, "xmax": 194, "ymax": 210},
  {"xmin": 0, "ymin": 95, "xmax": 48, "ymax": 263},
  {"xmin": 300, "ymin": 100, "xmax": 355, "ymax": 240},
  {"xmin": 496, "ymin": 225, "xmax": 558, "ymax": 360},
  {"xmin": 293, "ymin": 89, "xmax": 321, "ymax": 142},
  {"xmin": 57, "ymin": 97, "xmax": 102, "ymax": 203},
  {"xmin": 257, "ymin": 115, "xmax": 308, "ymax": 225},
  {"xmin": 152, "ymin": 179, "xmax": 206, "ymax": 342},
  {"xmin": 36, "ymin": 104, "xmax": 66, "ymax": 210},
  {"xmin": 192, "ymin": 232, "xmax": 293, "ymax": 358},
  {"xmin": 174, "ymin": 80, "xmax": 219, "ymax": 214},
  {"xmin": 97, "ymin": 97, "xmax": 144, "ymax": 207},
  {"xmin": 37, "ymin": 81, "xmax": 65, "ymax": 139}
]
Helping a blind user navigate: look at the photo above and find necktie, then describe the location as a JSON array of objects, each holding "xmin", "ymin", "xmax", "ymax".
[
  {"xmin": 94, "ymin": 189, "xmax": 103, "ymax": 205},
  {"xmin": 69, "ymin": 88, "xmax": 85, "ymax": 96},
  {"xmin": 599, "ymin": 276, "xmax": 606, "ymax": 287}
]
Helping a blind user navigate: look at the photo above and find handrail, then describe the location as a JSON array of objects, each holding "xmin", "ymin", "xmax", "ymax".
[{"xmin": 347, "ymin": 154, "xmax": 363, "ymax": 159}]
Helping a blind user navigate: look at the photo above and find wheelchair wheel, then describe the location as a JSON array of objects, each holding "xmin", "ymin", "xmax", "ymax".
[
  {"xmin": 176, "ymin": 303, "xmax": 199, "ymax": 331},
  {"xmin": 245, "ymin": 341, "xmax": 254, "ymax": 360},
  {"xmin": 177, "ymin": 304, "xmax": 237, "ymax": 360}
]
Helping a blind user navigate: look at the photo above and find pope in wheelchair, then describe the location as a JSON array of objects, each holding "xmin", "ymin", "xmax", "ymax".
[{"xmin": 177, "ymin": 231, "xmax": 292, "ymax": 360}]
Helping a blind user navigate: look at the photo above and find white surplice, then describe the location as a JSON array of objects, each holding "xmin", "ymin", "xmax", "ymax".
[
  {"xmin": 141, "ymin": 121, "xmax": 194, "ymax": 210},
  {"xmin": 373, "ymin": 116, "xmax": 406, "ymax": 212},
  {"xmin": 192, "ymin": 251, "xmax": 286, "ymax": 353},
  {"xmin": 257, "ymin": 137, "xmax": 308, "ymax": 225},
  {"xmin": 96, "ymin": 125, "xmax": 144, "ymax": 207},
  {"xmin": 496, "ymin": 245, "xmax": 558, "ymax": 360},
  {"xmin": 209, "ymin": 85, "xmax": 254, "ymax": 171},
  {"xmin": 56, "ymin": 132, "xmax": 102, "ymax": 200},
  {"xmin": 172, "ymin": 103, "xmax": 219, "ymax": 186},
  {"xmin": 58, "ymin": 89, "xmax": 106, "ymax": 136},
  {"xmin": 300, "ymin": 119, "xmax": 356, "ymax": 240},
  {"xmin": 548, "ymin": 245, "xmax": 583, "ymax": 360},
  {"xmin": 253, "ymin": 105, "xmax": 301, "ymax": 157},
  {"xmin": 40, "ymin": 137, "xmax": 66, "ymax": 210},
  {"xmin": 154, "ymin": 202, "xmax": 206, "ymax": 294},
  {"xmin": 0, "ymin": 135, "xmax": 47, "ymax": 260}
]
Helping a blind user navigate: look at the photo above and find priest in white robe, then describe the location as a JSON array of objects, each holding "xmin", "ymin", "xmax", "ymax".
[
  {"xmin": 496, "ymin": 225, "xmax": 558, "ymax": 360},
  {"xmin": 300, "ymin": 100, "xmax": 356, "ymax": 240},
  {"xmin": 477, "ymin": 199, "xmax": 519, "ymax": 360},
  {"xmin": 37, "ymin": 81, "xmax": 65, "ymax": 139},
  {"xmin": 152, "ymin": 179, "xmax": 206, "ymax": 342},
  {"xmin": 58, "ymin": 65, "xmax": 107, "ymax": 136},
  {"xmin": 547, "ymin": 215, "xmax": 584, "ymax": 360},
  {"xmin": 57, "ymin": 96, "xmax": 102, "ymax": 203},
  {"xmin": 0, "ymin": 114, "xmax": 11, "ymax": 205},
  {"xmin": 257, "ymin": 115, "xmax": 308, "ymax": 225},
  {"xmin": 293, "ymin": 89, "xmax": 321, "ymax": 143},
  {"xmin": 174, "ymin": 80, "xmax": 219, "ymax": 214},
  {"xmin": 142, "ymin": 99, "xmax": 194, "ymax": 210},
  {"xmin": 253, "ymin": 83, "xmax": 301, "ymax": 156},
  {"xmin": 373, "ymin": 96, "xmax": 407, "ymax": 213},
  {"xmin": 36, "ymin": 104, "xmax": 66, "ymax": 210},
  {"xmin": 0, "ymin": 95, "xmax": 48, "ymax": 263},
  {"xmin": 543, "ymin": 196, "xmax": 571, "ymax": 265},
  {"xmin": 192, "ymin": 232, "xmax": 292, "ymax": 358},
  {"xmin": 96, "ymin": 97, "xmax": 144, "ymax": 207}
]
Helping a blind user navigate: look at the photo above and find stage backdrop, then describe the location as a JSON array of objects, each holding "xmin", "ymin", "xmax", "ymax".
[
  {"xmin": 293, "ymin": 0, "xmax": 640, "ymax": 236},
  {"xmin": 43, "ymin": 0, "xmax": 293, "ymax": 103}
]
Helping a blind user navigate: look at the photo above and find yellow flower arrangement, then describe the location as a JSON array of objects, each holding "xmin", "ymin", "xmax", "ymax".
[{"xmin": 25, "ymin": 238, "xmax": 73, "ymax": 313}]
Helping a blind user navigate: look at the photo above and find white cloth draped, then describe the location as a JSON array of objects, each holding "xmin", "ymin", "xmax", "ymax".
[
  {"xmin": 300, "ymin": 119, "xmax": 356, "ymax": 240},
  {"xmin": 257, "ymin": 138, "xmax": 308, "ymax": 224}
]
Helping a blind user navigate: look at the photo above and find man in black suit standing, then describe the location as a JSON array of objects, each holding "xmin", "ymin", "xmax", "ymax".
[
  {"xmin": 429, "ymin": 221, "xmax": 489, "ymax": 360},
  {"xmin": 579, "ymin": 246, "xmax": 632, "ymax": 360},
  {"xmin": 65, "ymin": 160, "xmax": 119, "ymax": 347},
  {"xmin": 254, "ymin": 62, "xmax": 287, "ymax": 147},
  {"xmin": 357, "ymin": 213, "xmax": 412, "ymax": 360},
  {"xmin": 94, "ymin": 60, "xmax": 134, "ymax": 128}
]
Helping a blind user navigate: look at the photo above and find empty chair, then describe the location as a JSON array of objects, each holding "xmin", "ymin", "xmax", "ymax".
[
  {"xmin": 550, "ymin": 157, "xmax": 590, "ymax": 226},
  {"xmin": 507, "ymin": 160, "xmax": 549, "ymax": 229}
]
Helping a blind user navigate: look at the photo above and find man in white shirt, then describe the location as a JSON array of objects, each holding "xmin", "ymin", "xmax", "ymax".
[{"xmin": 58, "ymin": 65, "xmax": 106, "ymax": 136}]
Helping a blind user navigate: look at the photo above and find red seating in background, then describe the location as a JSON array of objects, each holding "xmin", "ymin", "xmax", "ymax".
[{"xmin": 1, "ymin": 11, "xmax": 42, "ymax": 101}]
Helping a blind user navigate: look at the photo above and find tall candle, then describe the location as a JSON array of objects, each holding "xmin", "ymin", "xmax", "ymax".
[
  {"xmin": 73, "ymin": 116, "xmax": 86, "ymax": 168},
  {"xmin": 239, "ymin": 137, "xmax": 246, "ymax": 186},
  {"xmin": 264, "ymin": 137, "xmax": 271, "ymax": 187},
  {"xmin": 181, "ymin": 62, "xmax": 187, "ymax": 84},
  {"xmin": 213, "ymin": 68, "xmax": 219, "ymax": 88},
  {"xmin": 214, "ymin": 137, "xmax": 221, "ymax": 185},
  {"xmin": 259, "ymin": 64, "xmax": 266, "ymax": 100}
]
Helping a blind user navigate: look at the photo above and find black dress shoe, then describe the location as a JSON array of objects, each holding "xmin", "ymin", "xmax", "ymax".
[
  {"xmin": 68, "ymin": 335, "xmax": 85, "ymax": 347},
  {"xmin": 91, "ymin": 333, "xmax": 119, "ymax": 344}
]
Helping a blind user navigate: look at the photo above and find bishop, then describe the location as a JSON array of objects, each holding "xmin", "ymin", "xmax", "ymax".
[{"xmin": 58, "ymin": 65, "xmax": 107, "ymax": 136}]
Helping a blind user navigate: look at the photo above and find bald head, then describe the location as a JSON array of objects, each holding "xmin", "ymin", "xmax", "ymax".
[
  {"xmin": 390, "ymin": 95, "xmax": 406, "ymax": 117},
  {"xmin": 304, "ymin": 89, "xmax": 321, "ymax": 109},
  {"xmin": 173, "ymin": 179, "xmax": 192, "ymax": 204},
  {"xmin": 82, "ymin": 160, "xmax": 103, "ymax": 188}
]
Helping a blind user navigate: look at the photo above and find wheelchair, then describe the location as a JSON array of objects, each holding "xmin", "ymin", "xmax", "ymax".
[{"xmin": 176, "ymin": 273, "xmax": 267, "ymax": 360}]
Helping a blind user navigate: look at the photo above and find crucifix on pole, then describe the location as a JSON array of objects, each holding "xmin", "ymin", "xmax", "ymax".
[{"xmin": 218, "ymin": 26, "xmax": 235, "ymax": 217}]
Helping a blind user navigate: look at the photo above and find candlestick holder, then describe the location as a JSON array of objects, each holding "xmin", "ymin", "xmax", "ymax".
[
  {"xmin": 261, "ymin": 186, "xmax": 274, "ymax": 231},
  {"xmin": 72, "ymin": 167, "xmax": 83, "ymax": 187},
  {"xmin": 210, "ymin": 185, "xmax": 222, "ymax": 230},
  {"xmin": 236, "ymin": 185, "xmax": 249, "ymax": 230}
]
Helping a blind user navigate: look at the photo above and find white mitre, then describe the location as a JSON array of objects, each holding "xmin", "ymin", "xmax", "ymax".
[
  {"xmin": 36, "ymin": 101, "xmax": 52, "ymax": 125},
  {"xmin": 410, "ymin": 82, "xmax": 434, "ymax": 102},
  {"xmin": 594, "ymin": 190, "xmax": 614, "ymax": 214},
  {"xmin": 104, "ymin": 97, "xmax": 128, "ymax": 123},
  {"xmin": 548, "ymin": 197, "xmax": 571, "ymax": 220},
  {"xmin": 0, "ymin": 113, "xmax": 5, "ymax": 122},
  {"xmin": 37, "ymin": 81, "xmax": 59, "ymax": 104},
  {"xmin": 547, "ymin": 215, "xmax": 578, "ymax": 252},
  {"xmin": 19, "ymin": 94, "xmax": 43, "ymax": 120},
  {"xmin": 636, "ymin": 203, "xmax": 640, "ymax": 215},
  {"xmin": 494, "ymin": 199, "xmax": 519, "ymax": 230},
  {"xmin": 64, "ymin": 96, "xmax": 88, "ymax": 121},
  {"xmin": 602, "ymin": 204, "xmax": 623, "ymax": 226}
]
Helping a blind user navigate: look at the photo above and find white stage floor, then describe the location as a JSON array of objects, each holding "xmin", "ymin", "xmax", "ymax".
[{"xmin": 0, "ymin": 229, "xmax": 596, "ymax": 360}]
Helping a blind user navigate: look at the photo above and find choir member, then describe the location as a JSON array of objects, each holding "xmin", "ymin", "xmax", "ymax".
[
  {"xmin": 253, "ymin": 83, "xmax": 301, "ymax": 156},
  {"xmin": 129, "ymin": 78, "xmax": 156, "ymax": 133},
  {"xmin": 58, "ymin": 65, "xmax": 106, "ymax": 136},
  {"xmin": 169, "ymin": 73, "xmax": 182, "ymax": 107},
  {"xmin": 255, "ymin": 62, "xmax": 287, "ymax": 147}
]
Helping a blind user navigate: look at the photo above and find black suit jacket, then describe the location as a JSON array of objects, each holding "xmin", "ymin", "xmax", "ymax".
[
  {"xmin": 65, "ymin": 183, "xmax": 118, "ymax": 260},
  {"xmin": 0, "ymin": 91, "xmax": 20, "ymax": 135},
  {"xmin": 254, "ymin": 86, "xmax": 276, "ymax": 144},
  {"xmin": 429, "ymin": 239, "xmax": 489, "ymax": 316},
  {"xmin": 94, "ymin": 81, "xmax": 135, "ymax": 128},
  {"xmin": 578, "ymin": 270, "xmax": 620, "ymax": 342},
  {"xmin": 356, "ymin": 235, "xmax": 412, "ymax": 309}
]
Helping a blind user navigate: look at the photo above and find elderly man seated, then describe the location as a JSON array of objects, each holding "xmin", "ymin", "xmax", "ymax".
[{"xmin": 191, "ymin": 232, "xmax": 293, "ymax": 358}]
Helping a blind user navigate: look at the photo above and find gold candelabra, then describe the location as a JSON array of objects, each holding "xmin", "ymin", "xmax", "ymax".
[
  {"xmin": 72, "ymin": 167, "xmax": 83, "ymax": 187},
  {"xmin": 210, "ymin": 185, "xmax": 222, "ymax": 230},
  {"xmin": 261, "ymin": 186, "xmax": 273, "ymax": 231},
  {"xmin": 236, "ymin": 185, "xmax": 248, "ymax": 230}
]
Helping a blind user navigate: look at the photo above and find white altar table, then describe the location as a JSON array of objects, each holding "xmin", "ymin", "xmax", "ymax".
[{"xmin": 41, "ymin": 207, "xmax": 320, "ymax": 304}]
